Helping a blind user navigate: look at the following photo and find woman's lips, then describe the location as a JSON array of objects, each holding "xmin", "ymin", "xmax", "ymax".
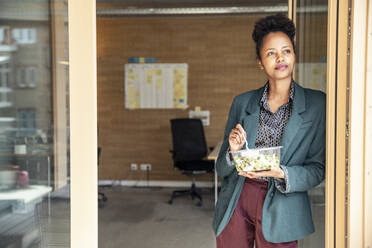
[{"xmin": 275, "ymin": 64, "xmax": 288, "ymax": 70}]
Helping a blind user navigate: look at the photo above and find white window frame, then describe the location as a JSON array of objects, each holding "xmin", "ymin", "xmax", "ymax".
[
  {"xmin": 17, "ymin": 108, "xmax": 36, "ymax": 136},
  {"xmin": 27, "ymin": 67, "xmax": 36, "ymax": 88},
  {"xmin": 0, "ymin": 62, "xmax": 12, "ymax": 108},
  {"xmin": 17, "ymin": 67, "xmax": 27, "ymax": 88},
  {"xmin": 0, "ymin": 27, "xmax": 4, "ymax": 43},
  {"xmin": 12, "ymin": 28, "xmax": 36, "ymax": 44},
  {"xmin": 17, "ymin": 66, "xmax": 37, "ymax": 88},
  {"xmin": 0, "ymin": 64, "xmax": 10, "ymax": 88}
]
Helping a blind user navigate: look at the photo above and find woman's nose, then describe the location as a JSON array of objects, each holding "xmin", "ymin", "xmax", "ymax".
[{"xmin": 276, "ymin": 54, "xmax": 284, "ymax": 62}]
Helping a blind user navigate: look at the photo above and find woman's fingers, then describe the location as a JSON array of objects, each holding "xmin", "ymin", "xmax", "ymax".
[
  {"xmin": 230, "ymin": 130, "xmax": 242, "ymax": 144},
  {"xmin": 235, "ymin": 124, "xmax": 247, "ymax": 139},
  {"xmin": 230, "ymin": 125, "xmax": 246, "ymax": 143},
  {"xmin": 239, "ymin": 171, "xmax": 262, "ymax": 178},
  {"xmin": 234, "ymin": 124, "xmax": 247, "ymax": 145},
  {"xmin": 229, "ymin": 131, "xmax": 240, "ymax": 145},
  {"xmin": 239, "ymin": 171, "xmax": 255, "ymax": 178},
  {"xmin": 238, "ymin": 169, "xmax": 283, "ymax": 179},
  {"xmin": 229, "ymin": 124, "xmax": 247, "ymax": 151}
]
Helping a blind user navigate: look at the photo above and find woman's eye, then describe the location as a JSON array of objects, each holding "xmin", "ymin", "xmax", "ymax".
[
  {"xmin": 267, "ymin": 52, "xmax": 274, "ymax": 56},
  {"xmin": 283, "ymin": 49, "xmax": 291, "ymax": 54}
]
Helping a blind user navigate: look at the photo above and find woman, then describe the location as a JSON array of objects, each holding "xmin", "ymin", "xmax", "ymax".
[{"xmin": 212, "ymin": 14, "xmax": 326, "ymax": 248}]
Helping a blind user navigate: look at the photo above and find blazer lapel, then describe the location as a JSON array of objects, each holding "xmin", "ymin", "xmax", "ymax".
[
  {"xmin": 280, "ymin": 83, "xmax": 306, "ymax": 164},
  {"xmin": 241, "ymin": 87, "xmax": 264, "ymax": 149}
]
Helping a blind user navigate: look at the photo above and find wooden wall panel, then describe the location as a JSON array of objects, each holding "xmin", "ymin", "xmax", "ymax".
[{"xmin": 97, "ymin": 15, "xmax": 268, "ymax": 181}]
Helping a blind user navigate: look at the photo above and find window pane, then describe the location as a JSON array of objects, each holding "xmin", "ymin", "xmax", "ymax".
[
  {"xmin": 19, "ymin": 68, "xmax": 26, "ymax": 87},
  {"xmin": 0, "ymin": 27, "xmax": 4, "ymax": 43},
  {"xmin": 28, "ymin": 67, "xmax": 36, "ymax": 87},
  {"xmin": 0, "ymin": 1, "xmax": 70, "ymax": 247},
  {"xmin": 295, "ymin": 0, "xmax": 328, "ymax": 247},
  {"xmin": 96, "ymin": 1, "xmax": 288, "ymax": 247}
]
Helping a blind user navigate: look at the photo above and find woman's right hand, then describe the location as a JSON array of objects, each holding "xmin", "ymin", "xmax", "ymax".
[{"xmin": 228, "ymin": 124, "xmax": 247, "ymax": 151}]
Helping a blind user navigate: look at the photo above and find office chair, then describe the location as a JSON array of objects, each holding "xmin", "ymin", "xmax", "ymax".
[
  {"xmin": 168, "ymin": 118, "xmax": 214, "ymax": 207},
  {"xmin": 98, "ymin": 147, "xmax": 107, "ymax": 208}
]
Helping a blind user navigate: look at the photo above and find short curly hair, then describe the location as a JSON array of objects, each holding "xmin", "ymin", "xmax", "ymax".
[{"xmin": 252, "ymin": 14, "xmax": 296, "ymax": 60}]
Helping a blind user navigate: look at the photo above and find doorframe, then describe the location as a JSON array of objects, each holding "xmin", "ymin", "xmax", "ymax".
[
  {"xmin": 288, "ymin": 0, "xmax": 348, "ymax": 247},
  {"xmin": 290, "ymin": 0, "xmax": 372, "ymax": 247},
  {"xmin": 68, "ymin": 0, "xmax": 97, "ymax": 247},
  {"xmin": 66, "ymin": 0, "xmax": 372, "ymax": 246},
  {"xmin": 326, "ymin": 0, "xmax": 372, "ymax": 247},
  {"xmin": 327, "ymin": 1, "xmax": 349, "ymax": 248},
  {"xmin": 348, "ymin": 0, "xmax": 372, "ymax": 247}
]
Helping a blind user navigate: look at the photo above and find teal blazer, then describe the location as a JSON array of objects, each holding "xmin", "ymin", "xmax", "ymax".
[{"xmin": 212, "ymin": 82, "xmax": 326, "ymax": 243}]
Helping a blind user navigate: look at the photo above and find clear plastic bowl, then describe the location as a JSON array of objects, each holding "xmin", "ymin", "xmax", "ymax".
[{"xmin": 230, "ymin": 146, "xmax": 282, "ymax": 172}]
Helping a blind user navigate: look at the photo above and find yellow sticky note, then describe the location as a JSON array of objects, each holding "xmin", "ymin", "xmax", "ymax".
[
  {"xmin": 147, "ymin": 70, "xmax": 153, "ymax": 84},
  {"xmin": 156, "ymin": 78, "xmax": 163, "ymax": 90}
]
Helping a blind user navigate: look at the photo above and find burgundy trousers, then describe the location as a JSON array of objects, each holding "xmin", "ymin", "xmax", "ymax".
[{"xmin": 216, "ymin": 178, "xmax": 298, "ymax": 248}]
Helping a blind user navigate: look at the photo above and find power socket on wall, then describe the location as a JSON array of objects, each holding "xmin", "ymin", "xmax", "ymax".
[
  {"xmin": 140, "ymin": 163, "xmax": 151, "ymax": 171},
  {"xmin": 130, "ymin": 163, "xmax": 138, "ymax": 171}
]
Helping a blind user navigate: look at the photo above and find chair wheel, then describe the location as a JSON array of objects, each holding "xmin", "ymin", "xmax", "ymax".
[
  {"xmin": 103, "ymin": 196, "xmax": 108, "ymax": 202},
  {"xmin": 168, "ymin": 200, "xmax": 173, "ymax": 204}
]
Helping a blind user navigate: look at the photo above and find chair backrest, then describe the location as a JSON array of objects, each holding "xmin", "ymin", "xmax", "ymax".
[{"xmin": 170, "ymin": 118, "xmax": 208, "ymax": 162}]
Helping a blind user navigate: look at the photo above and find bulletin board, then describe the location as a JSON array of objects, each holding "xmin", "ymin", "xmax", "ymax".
[{"xmin": 124, "ymin": 63, "xmax": 188, "ymax": 109}]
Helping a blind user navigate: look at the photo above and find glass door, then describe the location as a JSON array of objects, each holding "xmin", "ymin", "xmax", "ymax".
[
  {"xmin": 290, "ymin": 0, "xmax": 354, "ymax": 247},
  {"xmin": 0, "ymin": 0, "xmax": 98, "ymax": 247},
  {"xmin": 0, "ymin": 0, "xmax": 71, "ymax": 247},
  {"xmin": 290, "ymin": 0, "xmax": 328, "ymax": 247}
]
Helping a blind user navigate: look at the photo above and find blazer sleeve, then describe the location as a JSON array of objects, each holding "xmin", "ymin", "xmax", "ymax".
[
  {"xmin": 216, "ymin": 97, "xmax": 240, "ymax": 179},
  {"xmin": 281, "ymin": 100, "xmax": 326, "ymax": 193}
]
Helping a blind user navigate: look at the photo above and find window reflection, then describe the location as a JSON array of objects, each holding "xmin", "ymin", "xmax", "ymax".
[
  {"xmin": 0, "ymin": 1, "xmax": 70, "ymax": 247},
  {"xmin": 295, "ymin": 0, "xmax": 327, "ymax": 247}
]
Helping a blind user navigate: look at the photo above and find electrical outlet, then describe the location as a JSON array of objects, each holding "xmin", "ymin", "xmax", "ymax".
[
  {"xmin": 140, "ymin": 163, "xmax": 151, "ymax": 171},
  {"xmin": 130, "ymin": 163, "xmax": 138, "ymax": 171}
]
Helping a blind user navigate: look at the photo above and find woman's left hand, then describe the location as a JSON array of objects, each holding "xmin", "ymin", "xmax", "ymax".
[{"xmin": 238, "ymin": 167, "xmax": 285, "ymax": 179}]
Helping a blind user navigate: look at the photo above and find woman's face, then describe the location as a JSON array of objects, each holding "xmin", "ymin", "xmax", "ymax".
[{"xmin": 258, "ymin": 31, "xmax": 295, "ymax": 83}]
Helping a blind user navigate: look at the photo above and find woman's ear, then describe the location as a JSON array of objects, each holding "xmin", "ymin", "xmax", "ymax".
[{"xmin": 257, "ymin": 59, "xmax": 264, "ymax": 70}]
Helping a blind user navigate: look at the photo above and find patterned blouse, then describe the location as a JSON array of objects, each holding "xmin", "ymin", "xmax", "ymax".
[
  {"xmin": 255, "ymin": 81, "xmax": 294, "ymax": 192},
  {"xmin": 255, "ymin": 82, "xmax": 294, "ymax": 148}
]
